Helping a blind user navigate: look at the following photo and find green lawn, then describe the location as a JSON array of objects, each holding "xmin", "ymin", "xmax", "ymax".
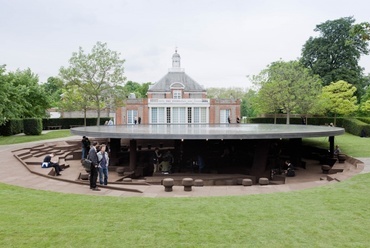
[
  {"xmin": 0, "ymin": 130, "xmax": 72, "ymax": 145},
  {"xmin": 1, "ymin": 173, "xmax": 370, "ymax": 247},
  {"xmin": 303, "ymin": 132, "xmax": 370, "ymax": 157},
  {"xmin": 1, "ymin": 130, "xmax": 370, "ymax": 247}
]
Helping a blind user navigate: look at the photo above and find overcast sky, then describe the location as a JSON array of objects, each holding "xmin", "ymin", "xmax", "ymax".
[{"xmin": 1, "ymin": 0, "xmax": 370, "ymax": 89}]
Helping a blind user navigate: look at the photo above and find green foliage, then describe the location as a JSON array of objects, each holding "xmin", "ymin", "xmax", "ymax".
[
  {"xmin": 357, "ymin": 117, "xmax": 370, "ymax": 124},
  {"xmin": 301, "ymin": 17, "xmax": 369, "ymax": 96},
  {"xmin": 241, "ymin": 89, "xmax": 259, "ymax": 117},
  {"xmin": 1, "ymin": 171, "xmax": 370, "ymax": 247},
  {"xmin": 0, "ymin": 119, "xmax": 23, "ymax": 136},
  {"xmin": 122, "ymin": 81, "xmax": 152, "ymax": 98},
  {"xmin": 0, "ymin": 130, "xmax": 71, "ymax": 145},
  {"xmin": 23, "ymin": 118, "xmax": 42, "ymax": 135},
  {"xmin": 206, "ymin": 87, "xmax": 246, "ymax": 100},
  {"xmin": 342, "ymin": 118, "xmax": 370, "ymax": 137},
  {"xmin": 253, "ymin": 60, "xmax": 322, "ymax": 124},
  {"xmin": 321, "ymin": 80, "xmax": 358, "ymax": 125},
  {"xmin": 249, "ymin": 117, "xmax": 344, "ymax": 126},
  {"xmin": 41, "ymin": 77, "xmax": 64, "ymax": 107},
  {"xmin": 0, "ymin": 65, "xmax": 50, "ymax": 125},
  {"xmin": 59, "ymin": 42, "xmax": 126, "ymax": 125},
  {"xmin": 42, "ymin": 117, "xmax": 110, "ymax": 129}
]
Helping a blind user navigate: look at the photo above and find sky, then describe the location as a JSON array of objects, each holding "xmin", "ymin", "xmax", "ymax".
[{"xmin": 1, "ymin": 0, "xmax": 370, "ymax": 89}]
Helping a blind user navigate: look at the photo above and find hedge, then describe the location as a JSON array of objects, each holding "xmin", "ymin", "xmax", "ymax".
[
  {"xmin": 42, "ymin": 117, "xmax": 110, "ymax": 130},
  {"xmin": 23, "ymin": 118, "xmax": 42, "ymax": 135},
  {"xmin": 0, "ymin": 119, "xmax": 24, "ymax": 136}
]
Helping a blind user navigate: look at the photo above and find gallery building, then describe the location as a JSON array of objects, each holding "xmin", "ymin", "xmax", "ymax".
[{"xmin": 115, "ymin": 50, "xmax": 241, "ymax": 125}]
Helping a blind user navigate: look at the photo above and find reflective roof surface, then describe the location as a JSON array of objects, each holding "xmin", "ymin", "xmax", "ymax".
[{"xmin": 70, "ymin": 124, "xmax": 344, "ymax": 140}]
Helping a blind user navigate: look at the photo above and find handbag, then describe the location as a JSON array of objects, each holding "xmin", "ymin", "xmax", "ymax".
[{"xmin": 83, "ymin": 159, "xmax": 92, "ymax": 168}]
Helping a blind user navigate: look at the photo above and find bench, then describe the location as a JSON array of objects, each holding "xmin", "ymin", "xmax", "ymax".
[
  {"xmin": 70, "ymin": 125, "xmax": 83, "ymax": 128},
  {"xmin": 47, "ymin": 126, "xmax": 62, "ymax": 130}
]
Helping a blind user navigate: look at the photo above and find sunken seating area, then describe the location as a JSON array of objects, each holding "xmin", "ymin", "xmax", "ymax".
[{"xmin": 12, "ymin": 140, "xmax": 81, "ymax": 177}]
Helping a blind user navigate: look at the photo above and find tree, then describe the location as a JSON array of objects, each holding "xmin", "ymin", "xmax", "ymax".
[
  {"xmin": 321, "ymin": 80, "xmax": 358, "ymax": 125},
  {"xmin": 59, "ymin": 85, "xmax": 94, "ymax": 125},
  {"xmin": 0, "ymin": 66, "xmax": 50, "ymax": 125},
  {"xmin": 206, "ymin": 87, "xmax": 246, "ymax": 100},
  {"xmin": 241, "ymin": 89, "xmax": 259, "ymax": 118},
  {"xmin": 59, "ymin": 42, "xmax": 126, "ymax": 125},
  {"xmin": 301, "ymin": 17, "xmax": 369, "ymax": 96},
  {"xmin": 253, "ymin": 60, "xmax": 322, "ymax": 124},
  {"xmin": 41, "ymin": 77, "xmax": 64, "ymax": 107}
]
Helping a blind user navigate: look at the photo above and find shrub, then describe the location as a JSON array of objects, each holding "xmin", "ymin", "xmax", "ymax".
[
  {"xmin": 42, "ymin": 118, "xmax": 110, "ymax": 129},
  {"xmin": 0, "ymin": 119, "xmax": 24, "ymax": 136},
  {"xmin": 23, "ymin": 118, "xmax": 42, "ymax": 135},
  {"xmin": 342, "ymin": 118, "xmax": 370, "ymax": 137}
]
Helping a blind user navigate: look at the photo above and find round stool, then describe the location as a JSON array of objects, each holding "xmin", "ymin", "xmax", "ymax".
[
  {"xmin": 80, "ymin": 173, "xmax": 89, "ymax": 180},
  {"xmin": 242, "ymin": 178, "xmax": 253, "ymax": 186},
  {"xmin": 182, "ymin": 178, "xmax": 194, "ymax": 191},
  {"xmin": 123, "ymin": 178, "xmax": 132, "ymax": 183},
  {"xmin": 321, "ymin": 165, "xmax": 331, "ymax": 174},
  {"xmin": 163, "ymin": 178, "xmax": 174, "ymax": 192},
  {"xmin": 116, "ymin": 167, "xmax": 124, "ymax": 176},
  {"xmin": 259, "ymin": 177, "xmax": 269, "ymax": 185},
  {"xmin": 194, "ymin": 179, "xmax": 204, "ymax": 187}
]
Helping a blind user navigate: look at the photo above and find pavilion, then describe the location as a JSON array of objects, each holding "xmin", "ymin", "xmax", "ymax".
[{"xmin": 71, "ymin": 124, "xmax": 345, "ymax": 179}]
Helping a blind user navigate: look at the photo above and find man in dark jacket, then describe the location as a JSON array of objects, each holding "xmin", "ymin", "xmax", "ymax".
[{"xmin": 88, "ymin": 141, "xmax": 100, "ymax": 191}]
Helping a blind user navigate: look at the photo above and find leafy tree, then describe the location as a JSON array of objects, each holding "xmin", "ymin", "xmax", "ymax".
[
  {"xmin": 253, "ymin": 60, "xmax": 322, "ymax": 124},
  {"xmin": 42, "ymin": 77, "xmax": 64, "ymax": 107},
  {"xmin": 59, "ymin": 85, "xmax": 94, "ymax": 125},
  {"xmin": 301, "ymin": 17, "xmax": 369, "ymax": 96},
  {"xmin": 321, "ymin": 80, "xmax": 358, "ymax": 125},
  {"xmin": 0, "ymin": 66, "xmax": 50, "ymax": 125},
  {"xmin": 241, "ymin": 89, "xmax": 259, "ymax": 118},
  {"xmin": 59, "ymin": 41, "xmax": 126, "ymax": 125},
  {"xmin": 206, "ymin": 87, "xmax": 246, "ymax": 100}
]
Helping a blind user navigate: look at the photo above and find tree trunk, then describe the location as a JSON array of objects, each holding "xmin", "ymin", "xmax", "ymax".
[
  {"xmin": 286, "ymin": 111, "xmax": 290, "ymax": 125},
  {"xmin": 83, "ymin": 108, "xmax": 87, "ymax": 126},
  {"xmin": 96, "ymin": 96, "xmax": 101, "ymax": 126}
]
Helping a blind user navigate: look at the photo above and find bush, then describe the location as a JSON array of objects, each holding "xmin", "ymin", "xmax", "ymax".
[
  {"xmin": 42, "ymin": 118, "xmax": 110, "ymax": 129},
  {"xmin": 0, "ymin": 119, "xmax": 24, "ymax": 136},
  {"xmin": 342, "ymin": 118, "xmax": 370, "ymax": 137},
  {"xmin": 23, "ymin": 118, "xmax": 42, "ymax": 135}
]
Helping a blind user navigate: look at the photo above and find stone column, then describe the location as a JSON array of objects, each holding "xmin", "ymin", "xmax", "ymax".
[
  {"xmin": 289, "ymin": 138, "xmax": 302, "ymax": 168},
  {"xmin": 129, "ymin": 139, "xmax": 137, "ymax": 171},
  {"xmin": 109, "ymin": 138, "xmax": 121, "ymax": 166},
  {"xmin": 329, "ymin": 136, "xmax": 334, "ymax": 157},
  {"xmin": 251, "ymin": 140, "xmax": 271, "ymax": 178}
]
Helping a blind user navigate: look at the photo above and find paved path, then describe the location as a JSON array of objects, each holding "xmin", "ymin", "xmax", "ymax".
[{"xmin": 1, "ymin": 136, "xmax": 369, "ymax": 198}]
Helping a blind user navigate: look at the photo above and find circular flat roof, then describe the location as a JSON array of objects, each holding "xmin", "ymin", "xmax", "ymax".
[{"xmin": 70, "ymin": 124, "xmax": 345, "ymax": 140}]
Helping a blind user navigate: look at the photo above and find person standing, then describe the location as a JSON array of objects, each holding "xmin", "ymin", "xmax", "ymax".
[
  {"xmin": 81, "ymin": 136, "xmax": 90, "ymax": 160},
  {"xmin": 97, "ymin": 145, "xmax": 109, "ymax": 185},
  {"xmin": 88, "ymin": 141, "xmax": 100, "ymax": 191},
  {"xmin": 152, "ymin": 147, "xmax": 162, "ymax": 174}
]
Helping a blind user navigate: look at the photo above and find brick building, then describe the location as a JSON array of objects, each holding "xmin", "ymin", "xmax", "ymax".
[{"xmin": 116, "ymin": 50, "xmax": 240, "ymax": 124}]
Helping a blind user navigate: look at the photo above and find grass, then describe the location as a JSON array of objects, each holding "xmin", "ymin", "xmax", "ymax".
[
  {"xmin": 303, "ymin": 132, "xmax": 370, "ymax": 157},
  {"xmin": 1, "ymin": 173, "xmax": 370, "ymax": 247},
  {"xmin": 0, "ymin": 130, "xmax": 370, "ymax": 247},
  {"xmin": 0, "ymin": 130, "xmax": 72, "ymax": 145}
]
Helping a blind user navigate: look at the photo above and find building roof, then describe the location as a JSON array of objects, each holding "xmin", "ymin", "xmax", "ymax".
[
  {"xmin": 148, "ymin": 50, "xmax": 206, "ymax": 92},
  {"xmin": 149, "ymin": 71, "xmax": 206, "ymax": 92}
]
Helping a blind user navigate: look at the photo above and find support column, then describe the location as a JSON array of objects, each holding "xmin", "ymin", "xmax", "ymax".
[
  {"xmin": 329, "ymin": 136, "xmax": 334, "ymax": 158},
  {"xmin": 251, "ymin": 140, "xmax": 271, "ymax": 179},
  {"xmin": 109, "ymin": 138, "xmax": 121, "ymax": 166},
  {"xmin": 129, "ymin": 139, "xmax": 137, "ymax": 171},
  {"xmin": 289, "ymin": 138, "xmax": 303, "ymax": 168}
]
